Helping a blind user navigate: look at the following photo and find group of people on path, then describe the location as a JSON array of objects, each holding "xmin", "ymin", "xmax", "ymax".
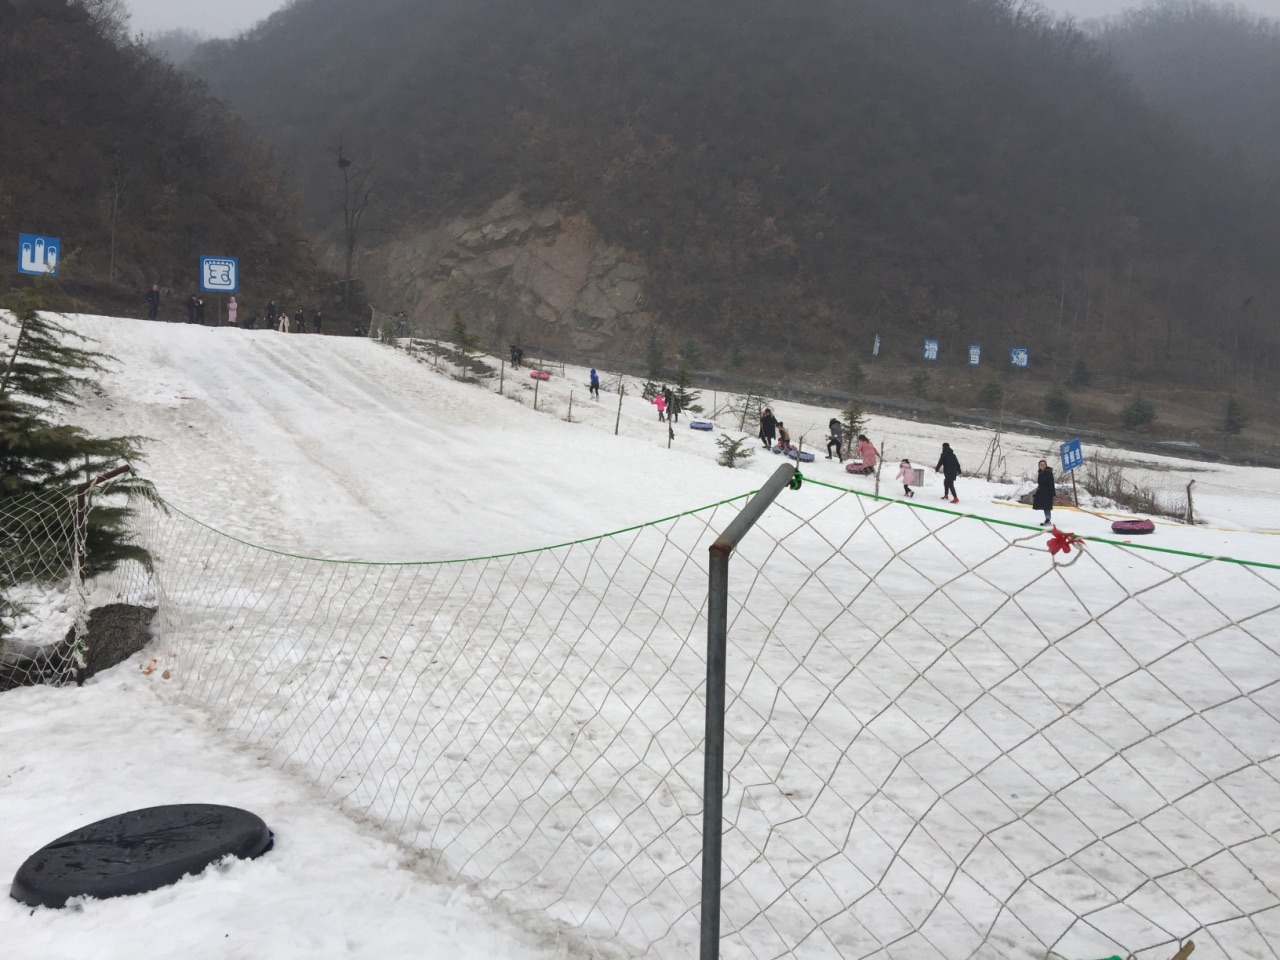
[
  {"xmin": 145, "ymin": 285, "xmax": 324, "ymax": 334},
  {"xmin": 653, "ymin": 386, "xmax": 683, "ymax": 422}
]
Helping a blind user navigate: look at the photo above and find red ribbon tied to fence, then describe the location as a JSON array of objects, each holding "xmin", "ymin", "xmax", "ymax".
[{"xmin": 1047, "ymin": 526, "xmax": 1084, "ymax": 556}]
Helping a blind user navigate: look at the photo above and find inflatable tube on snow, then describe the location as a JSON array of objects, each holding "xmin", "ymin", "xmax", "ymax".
[
  {"xmin": 1111, "ymin": 519, "xmax": 1155, "ymax": 535},
  {"xmin": 786, "ymin": 450, "xmax": 816, "ymax": 462},
  {"xmin": 771, "ymin": 443, "xmax": 785, "ymax": 454},
  {"xmin": 529, "ymin": 370, "xmax": 551, "ymax": 380},
  {"xmin": 689, "ymin": 420, "xmax": 714, "ymax": 431},
  {"xmin": 845, "ymin": 461, "xmax": 875, "ymax": 475}
]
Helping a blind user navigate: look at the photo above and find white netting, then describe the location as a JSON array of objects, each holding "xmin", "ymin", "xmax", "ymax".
[
  {"xmin": 1, "ymin": 487, "xmax": 81, "ymax": 689},
  {"xmin": 16, "ymin": 477, "xmax": 1280, "ymax": 958}
]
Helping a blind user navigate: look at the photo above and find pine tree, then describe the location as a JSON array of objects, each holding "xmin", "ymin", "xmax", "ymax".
[
  {"xmin": 715, "ymin": 434, "xmax": 755, "ymax": 468},
  {"xmin": 841, "ymin": 401, "xmax": 868, "ymax": 457},
  {"xmin": 1223, "ymin": 395, "xmax": 1250, "ymax": 436},
  {"xmin": 451, "ymin": 310, "xmax": 479, "ymax": 377},
  {"xmin": 671, "ymin": 360, "xmax": 702, "ymax": 414},
  {"xmin": 1, "ymin": 291, "xmax": 152, "ymax": 639}
]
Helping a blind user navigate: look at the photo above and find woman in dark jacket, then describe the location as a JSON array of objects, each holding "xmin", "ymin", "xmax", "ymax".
[
  {"xmin": 759, "ymin": 408, "xmax": 777, "ymax": 449},
  {"xmin": 935, "ymin": 443, "xmax": 961, "ymax": 503},
  {"xmin": 1033, "ymin": 459, "xmax": 1055, "ymax": 525}
]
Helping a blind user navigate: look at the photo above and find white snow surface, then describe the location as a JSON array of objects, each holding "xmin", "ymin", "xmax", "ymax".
[{"xmin": 3, "ymin": 315, "xmax": 1279, "ymax": 959}]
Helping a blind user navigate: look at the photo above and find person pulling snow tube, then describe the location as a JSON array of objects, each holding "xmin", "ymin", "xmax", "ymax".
[
  {"xmin": 1111, "ymin": 519, "xmax": 1155, "ymax": 535},
  {"xmin": 689, "ymin": 420, "xmax": 714, "ymax": 431}
]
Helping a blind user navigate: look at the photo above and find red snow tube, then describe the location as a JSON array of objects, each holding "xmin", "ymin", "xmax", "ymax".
[
  {"xmin": 1111, "ymin": 519, "xmax": 1155, "ymax": 535},
  {"xmin": 845, "ymin": 461, "xmax": 874, "ymax": 475},
  {"xmin": 530, "ymin": 370, "xmax": 551, "ymax": 380}
]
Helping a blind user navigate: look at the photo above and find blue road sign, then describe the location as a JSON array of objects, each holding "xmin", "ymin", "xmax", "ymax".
[
  {"xmin": 1060, "ymin": 438, "xmax": 1084, "ymax": 474},
  {"xmin": 1010, "ymin": 347, "xmax": 1029, "ymax": 368},
  {"xmin": 200, "ymin": 256, "xmax": 239, "ymax": 293},
  {"xmin": 923, "ymin": 339, "xmax": 939, "ymax": 361},
  {"xmin": 18, "ymin": 233, "xmax": 59, "ymax": 276},
  {"xmin": 968, "ymin": 344, "xmax": 981, "ymax": 365}
]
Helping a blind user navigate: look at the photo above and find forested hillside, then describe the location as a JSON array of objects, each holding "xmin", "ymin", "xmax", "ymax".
[
  {"xmin": 190, "ymin": 0, "xmax": 1280, "ymax": 389},
  {"xmin": 1098, "ymin": 1, "xmax": 1280, "ymax": 204},
  {"xmin": 0, "ymin": 0, "xmax": 330, "ymax": 319}
]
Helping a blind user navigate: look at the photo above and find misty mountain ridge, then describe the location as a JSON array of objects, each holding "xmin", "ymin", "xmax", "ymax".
[{"xmin": 187, "ymin": 0, "xmax": 1279, "ymax": 396}]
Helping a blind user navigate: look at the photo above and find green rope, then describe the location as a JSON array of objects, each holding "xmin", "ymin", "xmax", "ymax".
[
  {"xmin": 789, "ymin": 469, "xmax": 805, "ymax": 491},
  {"xmin": 801, "ymin": 476, "xmax": 1280, "ymax": 572},
  {"xmin": 152, "ymin": 489, "xmax": 759, "ymax": 567}
]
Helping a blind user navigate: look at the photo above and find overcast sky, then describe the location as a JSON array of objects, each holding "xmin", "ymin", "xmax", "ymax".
[{"xmin": 123, "ymin": 0, "xmax": 1280, "ymax": 38}]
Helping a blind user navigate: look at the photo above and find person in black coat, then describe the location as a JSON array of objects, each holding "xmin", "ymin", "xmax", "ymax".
[
  {"xmin": 194, "ymin": 295, "xmax": 205, "ymax": 325},
  {"xmin": 826, "ymin": 418, "xmax": 844, "ymax": 460},
  {"xmin": 935, "ymin": 443, "xmax": 961, "ymax": 503},
  {"xmin": 145, "ymin": 283, "xmax": 160, "ymax": 321},
  {"xmin": 759, "ymin": 408, "xmax": 778, "ymax": 449},
  {"xmin": 1033, "ymin": 460, "xmax": 1056, "ymax": 525},
  {"xmin": 186, "ymin": 294, "xmax": 197, "ymax": 324}
]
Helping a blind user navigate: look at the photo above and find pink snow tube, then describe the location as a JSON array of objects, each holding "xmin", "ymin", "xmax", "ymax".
[
  {"xmin": 530, "ymin": 370, "xmax": 551, "ymax": 380},
  {"xmin": 1111, "ymin": 519, "xmax": 1155, "ymax": 535}
]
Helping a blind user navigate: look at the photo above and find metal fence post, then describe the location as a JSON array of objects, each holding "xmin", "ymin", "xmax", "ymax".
[{"xmin": 701, "ymin": 463, "xmax": 796, "ymax": 960}]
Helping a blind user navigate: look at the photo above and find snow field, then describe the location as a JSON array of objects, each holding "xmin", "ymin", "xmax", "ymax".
[
  {"xmin": 115, "ymin": 472, "xmax": 1280, "ymax": 959},
  {"xmin": 4, "ymin": 315, "xmax": 1279, "ymax": 959}
]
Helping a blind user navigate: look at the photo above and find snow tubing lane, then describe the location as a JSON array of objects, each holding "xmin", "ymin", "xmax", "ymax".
[
  {"xmin": 10, "ymin": 804, "xmax": 273, "ymax": 908},
  {"xmin": 689, "ymin": 420, "xmax": 714, "ymax": 431},
  {"xmin": 1111, "ymin": 519, "xmax": 1156, "ymax": 535}
]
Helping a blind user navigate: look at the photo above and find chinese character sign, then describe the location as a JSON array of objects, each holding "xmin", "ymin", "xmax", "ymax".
[
  {"xmin": 200, "ymin": 256, "xmax": 239, "ymax": 293},
  {"xmin": 1010, "ymin": 347, "xmax": 1029, "ymax": 368},
  {"xmin": 923, "ymin": 339, "xmax": 939, "ymax": 361},
  {"xmin": 18, "ymin": 233, "xmax": 59, "ymax": 276},
  {"xmin": 1060, "ymin": 438, "xmax": 1084, "ymax": 474},
  {"xmin": 968, "ymin": 344, "xmax": 981, "ymax": 366},
  {"xmin": 872, "ymin": 334, "xmax": 881, "ymax": 358}
]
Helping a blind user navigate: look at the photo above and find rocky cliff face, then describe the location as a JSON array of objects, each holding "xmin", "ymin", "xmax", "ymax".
[{"xmin": 361, "ymin": 193, "xmax": 655, "ymax": 354}]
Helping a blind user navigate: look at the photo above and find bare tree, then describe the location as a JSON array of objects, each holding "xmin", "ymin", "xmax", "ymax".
[
  {"xmin": 335, "ymin": 133, "xmax": 375, "ymax": 304},
  {"xmin": 104, "ymin": 158, "xmax": 131, "ymax": 284}
]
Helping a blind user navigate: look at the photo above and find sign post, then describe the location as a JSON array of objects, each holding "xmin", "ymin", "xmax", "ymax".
[
  {"xmin": 1010, "ymin": 347, "xmax": 1029, "ymax": 369},
  {"xmin": 1060, "ymin": 438, "xmax": 1083, "ymax": 506},
  {"xmin": 923, "ymin": 339, "xmax": 939, "ymax": 361},
  {"xmin": 968, "ymin": 344, "xmax": 981, "ymax": 366}
]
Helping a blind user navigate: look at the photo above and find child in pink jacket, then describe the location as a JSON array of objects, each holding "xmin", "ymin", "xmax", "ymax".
[
  {"xmin": 896, "ymin": 459, "xmax": 916, "ymax": 498},
  {"xmin": 653, "ymin": 393, "xmax": 667, "ymax": 421}
]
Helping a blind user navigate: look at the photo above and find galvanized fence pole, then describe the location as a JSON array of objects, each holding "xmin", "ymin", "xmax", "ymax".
[{"xmin": 701, "ymin": 463, "xmax": 797, "ymax": 960}]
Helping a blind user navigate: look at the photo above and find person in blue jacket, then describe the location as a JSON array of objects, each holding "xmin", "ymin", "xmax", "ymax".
[{"xmin": 589, "ymin": 368, "xmax": 600, "ymax": 399}]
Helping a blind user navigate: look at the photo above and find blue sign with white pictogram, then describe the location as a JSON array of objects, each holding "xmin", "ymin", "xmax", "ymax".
[
  {"xmin": 1060, "ymin": 438, "xmax": 1083, "ymax": 474},
  {"xmin": 923, "ymin": 339, "xmax": 939, "ymax": 361},
  {"xmin": 1010, "ymin": 347, "xmax": 1029, "ymax": 368},
  {"xmin": 200, "ymin": 257, "xmax": 239, "ymax": 293},
  {"xmin": 18, "ymin": 233, "xmax": 60, "ymax": 276},
  {"xmin": 968, "ymin": 344, "xmax": 981, "ymax": 365}
]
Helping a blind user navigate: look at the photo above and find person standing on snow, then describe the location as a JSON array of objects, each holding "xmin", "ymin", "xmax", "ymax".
[
  {"xmin": 278, "ymin": 306, "xmax": 289, "ymax": 333},
  {"xmin": 896, "ymin": 459, "xmax": 916, "ymax": 498},
  {"xmin": 589, "ymin": 368, "xmax": 600, "ymax": 399},
  {"xmin": 826, "ymin": 417, "xmax": 843, "ymax": 460},
  {"xmin": 653, "ymin": 391, "xmax": 667, "ymax": 421},
  {"xmin": 1033, "ymin": 459, "xmax": 1056, "ymax": 525},
  {"xmin": 265, "ymin": 299, "xmax": 279, "ymax": 330},
  {"xmin": 227, "ymin": 296, "xmax": 238, "ymax": 326},
  {"xmin": 313, "ymin": 309, "xmax": 323, "ymax": 334},
  {"xmin": 293, "ymin": 308, "xmax": 305, "ymax": 333},
  {"xmin": 936, "ymin": 442, "xmax": 962, "ymax": 503},
  {"xmin": 145, "ymin": 283, "xmax": 160, "ymax": 321},
  {"xmin": 759, "ymin": 407, "xmax": 777, "ymax": 449}
]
